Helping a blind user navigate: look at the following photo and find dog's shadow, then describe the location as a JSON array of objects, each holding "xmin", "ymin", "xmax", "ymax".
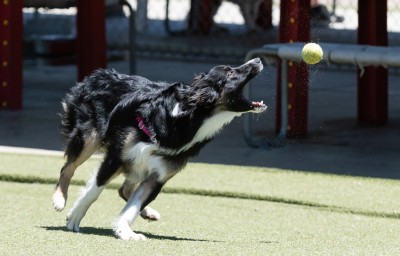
[
  {"xmin": 42, "ymin": 226, "xmax": 114, "ymax": 238},
  {"xmin": 41, "ymin": 226, "xmax": 220, "ymax": 242}
]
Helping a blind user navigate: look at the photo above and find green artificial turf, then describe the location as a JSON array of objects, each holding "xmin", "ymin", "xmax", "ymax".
[
  {"xmin": 0, "ymin": 152, "xmax": 399, "ymax": 218},
  {"xmin": 0, "ymin": 152, "xmax": 400, "ymax": 255},
  {"xmin": 1, "ymin": 181, "xmax": 400, "ymax": 255}
]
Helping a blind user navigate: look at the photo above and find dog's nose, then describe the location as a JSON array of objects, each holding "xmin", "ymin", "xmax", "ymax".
[{"xmin": 254, "ymin": 58, "xmax": 261, "ymax": 64}]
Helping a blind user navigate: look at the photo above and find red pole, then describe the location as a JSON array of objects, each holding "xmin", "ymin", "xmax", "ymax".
[
  {"xmin": 277, "ymin": 0, "xmax": 310, "ymax": 137},
  {"xmin": 357, "ymin": 0, "xmax": 388, "ymax": 124},
  {"xmin": 76, "ymin": 0, "xmax": 107, "ymax": 81},
  {"xmin": 0, "ymin": 0, "xmax": 23, "ymax": 110}
]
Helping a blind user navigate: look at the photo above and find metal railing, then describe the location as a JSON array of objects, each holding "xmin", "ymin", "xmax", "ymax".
[{"xmin": 244, "ymin": 42, "xmax": 400, "ymax": 147}]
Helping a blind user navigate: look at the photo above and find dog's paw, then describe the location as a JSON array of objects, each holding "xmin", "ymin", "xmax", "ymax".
[
  {"xmin": 52, "ymin": 190, "xmax": 66, "ymax": 212},
  {"xmin": 114, "ymin": 225, "xmax": 146, "ymax": 241},
  {"xmin": 140, "ymin": 206, "xmax": 160, "ymax": 221},
  {"xmin": 66, "ymin": 209, "xmax": 85, "ymax": 232}
]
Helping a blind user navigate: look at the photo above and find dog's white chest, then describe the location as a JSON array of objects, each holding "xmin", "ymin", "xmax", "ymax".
[
  {"xmin": 194, "ymin": 111, "xmax": 241, "ymax": 142},
  {"xmin": 123, "ymin": 112, "xmax": 241, "ymax": 165},
  {"xmin": 172, "ymin": 111, "xmax": 241, "ymax": 154}
]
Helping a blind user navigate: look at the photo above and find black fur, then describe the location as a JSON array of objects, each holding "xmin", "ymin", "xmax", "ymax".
[
  {"xmin": 53, "ymin": 58, "xmax": 266, "ymax": 239},
  {"xmin": 61, "ymin": 58, "xmax": 264, "ymax": 155}
]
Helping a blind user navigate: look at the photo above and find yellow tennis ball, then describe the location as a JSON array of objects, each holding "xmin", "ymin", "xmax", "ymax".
[{"xmin": 301, "ymin": 43, "xmax": 323, "ymax": 64}]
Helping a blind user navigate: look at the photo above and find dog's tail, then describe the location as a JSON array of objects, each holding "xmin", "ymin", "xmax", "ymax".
[{"xmin": 59, "ymin": 83, "xmax": 91, "ymax": 144}]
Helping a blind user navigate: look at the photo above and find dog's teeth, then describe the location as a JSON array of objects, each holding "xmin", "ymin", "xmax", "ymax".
[{"xmin": 251, "ymin": 101, "xmax": 265, "ymax": 108}]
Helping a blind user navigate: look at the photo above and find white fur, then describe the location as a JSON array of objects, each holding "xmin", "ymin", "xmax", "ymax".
[
  {"xmin": 52, "ymin": 131, "xmax": 100, "ymax": 212},
  {"xmin": 162, "ymin": 111, "xmax": 242, "ymax": 155},
  {"xmin": 65, "ymin": 110, "xmax": 246, "ymax": 237},
  {"xmin": 66, "ymin": 172, "xmax": 105, "ymax": 232},
  {"xmin": 121, "ymin": 111, "xmax": 242, "ymax": 180},
  {"xmin": 171, "ymin": 103, "xmax": 180, "ymax": 117},
  {"xmin": 191, "ymin": 111, "xmax": 240, "ymax": 143},
  {"xmin": 141, "ymin": 206, "xmax": 160, "ymax": 220},
  {"xmin": 250, "ymin": 105, "xmax": 267, "ymax": 113},
  {"xmin": 52, "ymin": 189, "xmax": 66, "ymax": 211},
  {"xmin": 112, "ymin": 111, "xmax": 242, "ymax": 239},
  {"xmin": 113, "ymin": 187, "xmax": 146, "ymax": 240},
  {"xmin": 122, "ymin": 142, "xmax": 168, "ymax": 182}
]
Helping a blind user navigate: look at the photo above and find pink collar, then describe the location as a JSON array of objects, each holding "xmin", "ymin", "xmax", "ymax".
[{"xmin": 136, "ymin": 116, "xmax": 157, "ymax": 143}]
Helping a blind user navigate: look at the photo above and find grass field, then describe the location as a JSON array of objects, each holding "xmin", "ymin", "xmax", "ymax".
[{"xmin": 0, "ymin": 152, "xmax": 399, "ymax": 255}]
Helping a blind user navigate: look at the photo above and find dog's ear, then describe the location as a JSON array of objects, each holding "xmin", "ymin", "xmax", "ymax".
[
  {"xmin": 190, "ymin": 87, "xmax": 219, "ymax": 108},
  {"xmin": 191, "ymin": 73, "xmax": 206, "ymax": 85},
  {"xmin": 190, "ymin": 72, "xmax": 220, "ymax": 108}
]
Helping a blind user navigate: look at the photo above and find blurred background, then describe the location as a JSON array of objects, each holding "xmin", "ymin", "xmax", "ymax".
[
  {"xmin": 22, "ymin": 0, "xmax": 400, "ymax": 63},
  {"xmin": 1, "ymin": 0, "xmax": 399, "ymax": 177}
]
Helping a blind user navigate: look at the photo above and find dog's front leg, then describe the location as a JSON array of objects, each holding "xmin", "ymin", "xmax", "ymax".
[
  {"xmin": 118, "ymin": 178, "xmax": 161, "ymax": 221},
  {"xmin": 114, "ymin": 172, "xmax": 164, "ymax": 241}
]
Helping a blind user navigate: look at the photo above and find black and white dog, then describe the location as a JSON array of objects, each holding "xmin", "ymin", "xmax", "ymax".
[{"xmin": 52, "ymin": 58, "xmax": 267, "ymax": 240}]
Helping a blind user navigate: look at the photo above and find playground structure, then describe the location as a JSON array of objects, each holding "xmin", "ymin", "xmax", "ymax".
[
  {"xmin": 0, "ymin": 0, "xmax": 392, "ymax": 138},
  {"xmin": 244, "ymin": 43, "xmax": 400, "ymax": 147}
]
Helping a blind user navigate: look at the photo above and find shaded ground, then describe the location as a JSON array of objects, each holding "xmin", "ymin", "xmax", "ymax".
[{"xmin": 1, "ymin": 58, "xmax": 399, "ymax": 178}]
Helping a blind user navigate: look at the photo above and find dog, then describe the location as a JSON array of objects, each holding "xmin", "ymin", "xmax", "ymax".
[{"xmin": 51, "ymin": 58, "xmax": 267, "ymax": 240}]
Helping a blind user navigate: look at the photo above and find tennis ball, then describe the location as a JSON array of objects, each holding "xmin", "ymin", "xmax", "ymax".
[{"xmin": 301, "ymin": 43, "xmax": 323, "ymax": 64}]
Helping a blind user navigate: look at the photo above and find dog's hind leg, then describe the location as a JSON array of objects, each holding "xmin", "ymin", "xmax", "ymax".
[
  {"xmin": 118, "ymin": 178, "xmax": 161, "ymax": 221},
  {"xmin": 66, "ymin": 149, "xmax": 122, "ymax": 232},
  {"xmin": 141, "ymin": 206, "xmax": 161, "ymax": 221},
  {"xmin": 118, "ymin": 178, "xmax": 138, "ymax": 201},
  {"xmin": 52, "ymin": 131, "xmax": 99, "ymax": 212}
]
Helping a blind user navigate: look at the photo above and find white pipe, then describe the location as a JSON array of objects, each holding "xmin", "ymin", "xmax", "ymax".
[{"xmin": 243, "ymin": 43, "xmax": 400, "ymax": 148}]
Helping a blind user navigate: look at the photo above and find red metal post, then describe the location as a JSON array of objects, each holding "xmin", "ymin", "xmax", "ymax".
[
  {"xmin": 0, "ymin": 0, "xmax": 23, "ymax": 110},
  {"xmin": 277, "ymin": 0, "xmax": 310, "ymax": 137},
  {"xmin": 357, "ymin": 0, "xmax": 388, "ymax": 125},
  {"xmin": 76, "ymin": 0, "xmax": 107, "ymax": 81}
]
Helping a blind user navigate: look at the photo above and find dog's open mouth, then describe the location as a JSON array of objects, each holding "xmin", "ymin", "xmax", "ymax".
[
  {"xmin": 235, "ymin": 80, "xmax": 267, "ymax": 113},
  {"xmin": 235, "ymin": 94, "xmax": 267, "ymax": 113},
  {"xmin": 250, "ymin": 100, "xmax": 267, "ymax": 113},
  {"xmin": 226, "ymin": 58, "xmax": 267, "ymax": 113},
  {"xmin": 229, "ymin": 90, "xmax": 267, "ymax": 113}
]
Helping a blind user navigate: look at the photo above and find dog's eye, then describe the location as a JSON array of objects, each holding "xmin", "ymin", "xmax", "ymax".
[{"xmin": 227, "ymin": 70, "xmax": 235, "ymax": 78}]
